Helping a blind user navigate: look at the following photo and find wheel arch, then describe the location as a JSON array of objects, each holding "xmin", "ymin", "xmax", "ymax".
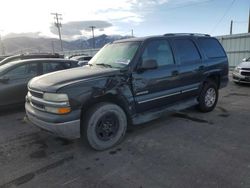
[
  {"xmin": 203, "ymin": 73, "xmax": 221, "ymax": 88},
  {"xmin": 80, "ymin": 93, "xmax": 133, "ymax": 136}
]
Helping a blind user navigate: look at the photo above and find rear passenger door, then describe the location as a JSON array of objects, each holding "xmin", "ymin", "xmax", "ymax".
[
  {"xmin": 132, "ymin": 39, "xmax": 181, "ymax": 112},
  {"xmin": 171, "ymin": 38, "xmax": 204, "ymax": 98}
]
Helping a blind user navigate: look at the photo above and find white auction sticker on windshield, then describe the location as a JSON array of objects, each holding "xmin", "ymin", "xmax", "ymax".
[{"xmin": 115, "ymin": 59, "xmax": 130, "ymax": 64}]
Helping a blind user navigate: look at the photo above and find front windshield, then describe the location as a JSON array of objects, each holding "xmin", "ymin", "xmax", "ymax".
[{"xmin": 89, "ymin": 41, "xmax": 140, "ymax": 69}]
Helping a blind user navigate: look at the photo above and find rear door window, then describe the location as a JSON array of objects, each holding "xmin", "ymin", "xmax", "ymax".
[
  {"xmin": 173, "ymin": 39, "xmax": 201, "ymax": 65},
  {"xmin": 5, "ymin": 63, "xmax": 38, "ymax": 79},
  {"xmin": 198, "ymin": 38, "xmax": 226, "ymax": 58}
]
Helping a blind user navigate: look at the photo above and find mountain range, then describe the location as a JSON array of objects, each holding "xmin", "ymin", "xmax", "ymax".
[{"xmin": 1, "ymin": 34, "xmax": 132, "ymax": 55}]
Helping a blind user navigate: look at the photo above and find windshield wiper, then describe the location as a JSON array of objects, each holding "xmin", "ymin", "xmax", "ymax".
[{"xmin": 95, "ymin": 63, "xmax": 113, "ymax": 68}]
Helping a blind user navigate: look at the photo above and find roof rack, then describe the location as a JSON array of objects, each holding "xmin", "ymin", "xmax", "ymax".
[{"xmin": 164, "ymin": 33, "xmax": 210, "ymax": 37}]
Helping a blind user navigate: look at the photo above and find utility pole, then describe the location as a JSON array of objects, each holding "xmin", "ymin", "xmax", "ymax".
[
  {"xmin": 0, "ymin": 33, "xmax": 5, "ymax": 55},
  {"xmin": 51, "ymin": 13, "xmax": 63, "ymax": 52},
  {"xmin": 248, "ymin": 8, "xmax": 250, "ymax": 33},
  {"xmin": 51, "ymin": 41, "xmax": 55, "ymax": 54},
  {"xmin": 230, "ymin": 20, "xmax": 233, "ymax": 35},
  {"xmin": 89, "ymin": 26, "xmax": 96, "ymax": 49},
  {"xmin": 131, "ymin": 29, "xmax": 134, "ymax": 37}
]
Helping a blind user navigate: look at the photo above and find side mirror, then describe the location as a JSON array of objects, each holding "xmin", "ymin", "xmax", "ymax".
[
  {"xmin": 242, "ymin": 58, "xmax": 247, "ymax": 62},
  {"xmin": 139, "ymin": 59, "xmax": 158, "ymax": 71},
  {"xmin": 0, "ymin": 76, "xmax": 9, "ymax": 83}
]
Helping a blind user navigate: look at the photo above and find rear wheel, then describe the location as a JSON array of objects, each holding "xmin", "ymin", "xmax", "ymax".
[
  {"xmin": 83, "ymin": 102, "xmax": 127, "ymax": 150},
  {"xmin": 198, "ymin": 81, "xmax": 218, "ymax": 112}
]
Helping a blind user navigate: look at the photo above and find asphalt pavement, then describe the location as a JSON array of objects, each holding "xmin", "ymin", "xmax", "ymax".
[{"xmin": 0, "ymin": 80, "xmax": 250, "ymax": 188}]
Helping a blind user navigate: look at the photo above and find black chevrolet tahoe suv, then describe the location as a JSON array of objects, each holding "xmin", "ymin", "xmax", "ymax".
[{"xmin": 26, "ymin": 34, "xmax": 228, "ymax": 150}]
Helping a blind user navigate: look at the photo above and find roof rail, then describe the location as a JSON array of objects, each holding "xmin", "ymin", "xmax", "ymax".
[{"xmin": 164, "ymin": 33, "xmax": 210, "ymax": 37}]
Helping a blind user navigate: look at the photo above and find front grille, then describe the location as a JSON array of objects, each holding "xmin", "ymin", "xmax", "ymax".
[
  {"xmin": 241, "ymin": 71, "xmax": 250, "ymax": 76},
  {"xmin": 28, "ymin": 88, "xmax": 45, "ymax": 111},
  {"xmin": 242, "ymin": 68, "xmax": 250, "ymax": 71},
  {"xmin": 28, "ymin": 88, "xmax": 69, "ymax": 113},
  {"xmin": 29, "ymin": 90, "xmax": 43, "ymax": 99},
  {"xmin": 31, "ymin": 101, "xmax": 44, "ymax": 110}
]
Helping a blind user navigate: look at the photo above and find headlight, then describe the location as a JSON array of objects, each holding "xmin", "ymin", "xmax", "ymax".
[
  {"xmin": 234, "ymin": 67, "xmax": 241, "ymax": 74},
  {"xmin": 43, "ymin": 93, "xmax": 69, "ymax": 102},
  {"xmin": 43, "ymin": 93, "xmax": 70, "ymax": 114}
]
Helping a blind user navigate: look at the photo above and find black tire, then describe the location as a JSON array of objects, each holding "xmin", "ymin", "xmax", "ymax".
[
  {"xmin": 198, "ymin": 81, "xmax": 218, "ymax": 112},
  {"xmin": 83, "ymin": 102, "xmax": 127, "ymax": 150}
]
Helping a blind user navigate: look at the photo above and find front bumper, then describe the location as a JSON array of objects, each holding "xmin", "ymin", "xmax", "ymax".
[
  {"xmin": 25, "ymin": 102, "xmax": 81, "ymax": 139},
  {"xmin": 232, "ymin": 72, "xmax": 250, "ymax": 83}
]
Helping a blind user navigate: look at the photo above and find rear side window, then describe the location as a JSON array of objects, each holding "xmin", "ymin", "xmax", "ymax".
[
  {"xmin": 198, "ymin": 38, "xmax": 226, "ymax": 58},
  {"xmin": 174, "ymin": 39, "xmax": 201, "ymax": 65}
]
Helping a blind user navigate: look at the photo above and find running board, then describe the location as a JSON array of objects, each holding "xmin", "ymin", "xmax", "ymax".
[{"xmin": 132, "ymin": 98, "xmax": 198, "ymax": 125}]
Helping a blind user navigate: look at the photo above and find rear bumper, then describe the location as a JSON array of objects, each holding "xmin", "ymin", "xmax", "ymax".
[
  {"xmin": 232, "ymin": 73, "xmax": 250, "ymax": 83},
  {"xmin": 25, "ymin": 102, "xmax": 81, "ymax": 139}
]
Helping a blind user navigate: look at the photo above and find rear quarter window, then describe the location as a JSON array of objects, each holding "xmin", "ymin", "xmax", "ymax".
[{"xmin": 198, "ymin": 38, "xmax": 226, "ymax": 58}]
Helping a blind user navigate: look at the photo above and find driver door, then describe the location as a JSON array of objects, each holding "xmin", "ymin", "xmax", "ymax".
[{"xmin": 132, "ymin": 39, "xmax": 182, "ymax": 113}]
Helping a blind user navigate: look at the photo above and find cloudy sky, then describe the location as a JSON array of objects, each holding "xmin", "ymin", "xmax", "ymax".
[{"xmin": 0, "ymin": 0, "xmax": 249, "ymax": 40}]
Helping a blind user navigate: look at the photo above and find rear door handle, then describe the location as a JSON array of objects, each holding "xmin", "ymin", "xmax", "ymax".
[{"xmin": 172, "ymin": 70, "xmax": 179, "ymax": 76}]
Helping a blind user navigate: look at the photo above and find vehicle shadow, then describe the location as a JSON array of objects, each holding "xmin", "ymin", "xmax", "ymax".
[
  {"xmin": 0, "ymin": 106, "xmax": 25, "ymax": 116},
  {"xmin": 233, "ymin": 82, "xmax": 250, "ymax": 87}
]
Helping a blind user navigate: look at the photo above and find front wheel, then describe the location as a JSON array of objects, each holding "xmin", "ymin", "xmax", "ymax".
[
  {"xmin": 198, "ymin": 81, "xmax": 218, "ymax": 112},
  {"xmin": 83, "ymin": 102, "xmax": 127, "ymax": 150}
]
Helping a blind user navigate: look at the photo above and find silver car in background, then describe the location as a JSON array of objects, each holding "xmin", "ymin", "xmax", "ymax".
[{"xmin": 233, "ymin": 57, "xmax": 250, "ymax": 84}]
